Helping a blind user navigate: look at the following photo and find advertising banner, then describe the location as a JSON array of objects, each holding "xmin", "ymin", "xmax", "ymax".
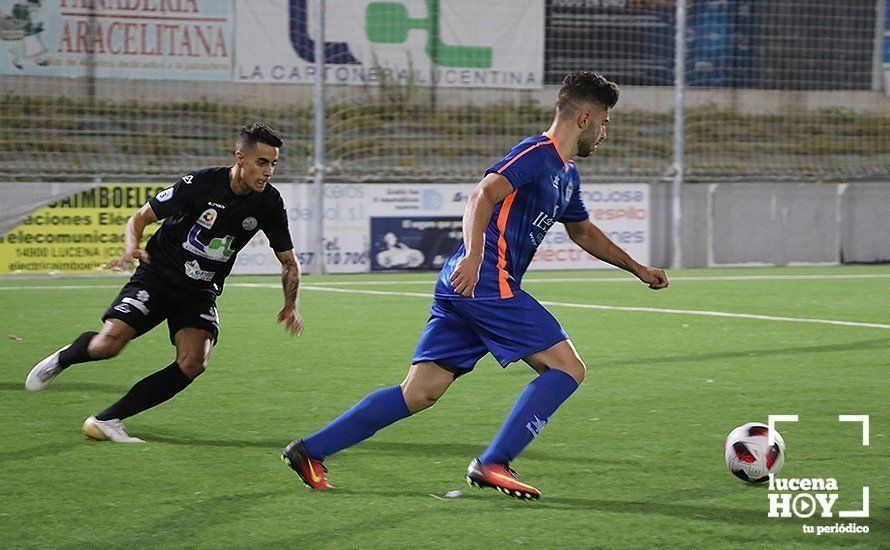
[
  {"xmin": 0, "ymin": 0, "xmax": 233, "ymax": 80},
  {"xmin": 529, "ymin": 183, "xmax": 650, "ymax": 270},
  {"xmin": 235, "ymin": 0, "xmax": 544, "ymax": 88},
  {"xmin": 370, "ymin": 216, "xmax": 462, "ymax": 271},
  {"xmin": 0, "ymin": 185, "xmax": 165, "ymax": 274},
  {"xmin": 0, "ymin": 182, "xmax": 649, "ymax": 275}
]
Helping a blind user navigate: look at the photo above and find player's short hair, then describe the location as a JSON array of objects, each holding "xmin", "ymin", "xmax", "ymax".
[
  {"xmin": 556, "ymin": 71, "xmax": 619, "ymax": 115},
  {"xmin": 236, "ymin": 123, "xmax": 283, "ymax": 151}
]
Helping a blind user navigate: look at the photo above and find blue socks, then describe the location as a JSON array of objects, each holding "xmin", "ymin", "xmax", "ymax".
[
  {"xmin": 479, "ymin": 369, "xmax": 579, "ymax": 465},
  {"xmin": 301, "ymin": 371, "xmax": 577, "ymax": 464},
  {"xmin": 303, "ymin": 385, "xmax": 412, "ymax": 460}
]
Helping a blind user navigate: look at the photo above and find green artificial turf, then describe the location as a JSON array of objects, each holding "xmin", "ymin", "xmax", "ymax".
[{"xmin": 1, "ymin": 266, "xmax": 887, "ymax": 548}]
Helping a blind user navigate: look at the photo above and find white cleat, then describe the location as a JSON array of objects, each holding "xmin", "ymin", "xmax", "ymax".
[
  {"xmin": 82, "ymin": 416, "xmax": 145, "ymax": 444},
  {"xmin": 25, "ymin": 346, "xmax": 69, "ymax": 391}
]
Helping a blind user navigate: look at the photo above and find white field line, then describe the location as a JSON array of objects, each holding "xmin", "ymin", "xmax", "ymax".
[
  {"xmin": 297, "ymin": 285, "xmax": 890, "ymax": 330},
  {"xmin": 1, "ymin": 281, "xmax": 888, "ymax": 330},
  {"xmin": 244, "ymin": 273, "xmax": 890, "ymax": 286}
]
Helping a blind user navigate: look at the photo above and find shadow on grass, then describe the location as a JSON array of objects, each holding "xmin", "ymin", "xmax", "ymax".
[
  {"xmin": 134, "ymin": 433, "xmax": 626, "ymax": 465},
  {"xmin": 0, "ymin": 441, "xmax": 86, "ymax": 463},
  {"xmin": 336, "ymin": 487, "xmax": 767, "ymax": 526},
  {"xmin": 598, "ymin": 337, "xmax": 890, "ymax": 368},
  {"xmin": 0, "ymin": 381, "xmax": 128, "ymax": 393},
  {"xmin": 55, "ymin": 489, "xmax": 296, "ymax": 550}
]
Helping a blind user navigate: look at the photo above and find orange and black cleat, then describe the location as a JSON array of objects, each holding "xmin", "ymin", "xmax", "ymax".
[
  {"xmin": 466, "ymin": 458, "xmax": 541, "ymax": 500},
  {"xmin": 282, "ymin": 439, "xmax": 333, "ymax": 490}
]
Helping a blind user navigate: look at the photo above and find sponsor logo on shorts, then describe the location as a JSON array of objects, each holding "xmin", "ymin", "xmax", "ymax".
[
  {"xmin": 200, "ymin": 306, "xmax": 220, "ymax": 328},
  {"xmin": 113, "ymin": 303, "xmax": 131, "ymax": 314},
  {"xmin": 242, "ymin": 217, "xmax": 258, "ymax": 231},
  {"xmin": 184, "ymin": 260, "xmax": 215, "ymax": 282},
  {"xmin": 122, "ymin": 297, "xmax": 149, "ymax": 315},
  {"xmin": 182, "ymin": 175, "xmax": 194, "ymax": 184}
]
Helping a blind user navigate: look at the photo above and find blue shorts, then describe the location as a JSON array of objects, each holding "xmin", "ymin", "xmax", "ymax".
[{"xmin": 412, "ymin": 290, "xmax": 569, "ymax": 374}]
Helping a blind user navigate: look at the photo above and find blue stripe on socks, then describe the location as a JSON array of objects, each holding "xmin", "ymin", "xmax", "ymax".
[
  {"xmin": 303, "ymin": 385, "xmax": 412, "ymax": 460},
  {"xmin": 479, "ymin": 368, "xmax": 579, "ymax": 465}
]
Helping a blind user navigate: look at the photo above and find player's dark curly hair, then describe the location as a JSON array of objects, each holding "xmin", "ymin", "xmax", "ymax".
[
  {"xmin": 236, "ymin": 122, "xmax": 283, "ymax": 151},
  {"xmin": 556, "ymin": 71, "xmax": 619, "ymax": 113}
]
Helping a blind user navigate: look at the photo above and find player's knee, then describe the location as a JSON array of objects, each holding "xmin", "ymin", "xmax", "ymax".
[
  {"xmin": 87, "ymin": 335, "xmax": 125, "ymax": 359},
  {"xmin": 176, "ymin": 356, "xmax": 207, "ymax": 379},
  {"xmin": 401, "ymin": 385, "xmax": 442, "ymax": 413},
  {"xmin": 555, "ymin": 359, "xmax": 586, "ymax": 385},
  {"xmin": 574, "ymin": 360, "xmax": 587, "ymax": 384}
]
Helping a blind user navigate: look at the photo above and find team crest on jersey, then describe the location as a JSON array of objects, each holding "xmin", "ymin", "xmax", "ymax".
[
  {"xmin": 242, "ymin": 217, "xmax": 258, "ymax": 231},
  {"xmin": 198, "ymin": 208, "xmax": 217, "ymax": 229},
  {"xmin": 155, "ymin": 187, "xmax": 174, "ymax": 202}
]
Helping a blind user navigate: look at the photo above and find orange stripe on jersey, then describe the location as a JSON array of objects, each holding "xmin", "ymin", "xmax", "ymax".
[
  {"xmin": 496, "ymin": 190, "xmax": 518, "ymax": 299},
  {"xmin": 542, "ymin": 131, "xmax": 568, "ymax": 169},
  {"xmin": 496, "ymin": 139, "xmax": 552, "ymax": 176}
]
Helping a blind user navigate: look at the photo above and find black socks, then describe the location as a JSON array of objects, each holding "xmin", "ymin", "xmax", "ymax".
[
  {"xmin": 58, "ymin": 331, "xmax": 98, "ymax": 369},
  {"xmin": 95, "ymin": 362, "xmax": 194, "ymax": 421}
]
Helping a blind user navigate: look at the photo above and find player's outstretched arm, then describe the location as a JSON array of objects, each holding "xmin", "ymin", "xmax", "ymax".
[
  {"xmin": 275, "ymin": 250, "xmax": 303, "ymax": 335},
  {"xmin": 564, "ymin": 219, "xmax": 668, "ymax": 290},
  {"xmin": 450, "ymin": 173, "xmax": 514, "ymax": 297},
  {"xmin": 106, "ymin": 202, "xmax": 157, "ymax": 270}
]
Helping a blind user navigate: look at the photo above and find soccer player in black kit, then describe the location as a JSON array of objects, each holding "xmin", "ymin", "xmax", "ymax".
[{"xmin": 25, "ymin": 123, "xmax": 302, "ymax": 443}]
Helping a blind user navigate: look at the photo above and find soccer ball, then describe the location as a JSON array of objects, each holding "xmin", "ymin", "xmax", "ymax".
[{"xmin": 724, "ymin": 422, "xmax": 786, "ymax": 483}]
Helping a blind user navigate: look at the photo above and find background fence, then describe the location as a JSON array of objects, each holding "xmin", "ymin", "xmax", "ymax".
[{"xmin": 0, "ymin": 0, "xmax": 888, "ymax": 270}]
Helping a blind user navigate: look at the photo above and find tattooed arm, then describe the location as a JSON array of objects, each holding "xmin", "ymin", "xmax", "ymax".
[{"xmin": 275, "ymin": 250, "xmax": 303, "ymax": 335}]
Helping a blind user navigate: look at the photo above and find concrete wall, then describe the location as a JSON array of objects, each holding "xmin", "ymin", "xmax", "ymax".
[
  {"xmin": 673, "ymin": 182, "xmax": 890, "ymax": 267},
  {"xmin": 1, "ymin": 180, "xmax": 887, "ymax": 268},
  {"xmin": 841, "ymin": 184, "xmax": 890, "ymax": 263}
]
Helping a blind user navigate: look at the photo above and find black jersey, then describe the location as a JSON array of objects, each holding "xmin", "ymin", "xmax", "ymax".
[{"xmin": 142, "ymin": 166, "xmax": 292, "ymax": 295}]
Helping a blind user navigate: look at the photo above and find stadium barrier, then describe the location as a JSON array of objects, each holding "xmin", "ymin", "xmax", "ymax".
[{"xmin": 1, "ymin": 181, "xmax": 888, "ymax": 276}]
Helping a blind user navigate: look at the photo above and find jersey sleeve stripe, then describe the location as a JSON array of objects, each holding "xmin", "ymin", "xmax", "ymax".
[
  {"xmin": 496, "ymin": 139, "xmax": 552, "ymax": 176},
  {"xmin": 542, "ymin": 131, "xmax": 568, "ymax": 169},
  {"xmin": 495, "ymin": 190, "xmax": 518, "ymax": 299}
]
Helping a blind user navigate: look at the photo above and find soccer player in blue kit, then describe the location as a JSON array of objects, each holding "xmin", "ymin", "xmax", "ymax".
[{"xmin": 283, "ymin": 72, "xmax": 669, "ymax": 499}]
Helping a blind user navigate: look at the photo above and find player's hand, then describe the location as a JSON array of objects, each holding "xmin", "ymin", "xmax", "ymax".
[
  {"xmin": 277, "ymin": 304, "xmax": 303, "ymax": 336},
  {"xmin": 106, "ymin": 248, "xmax": 150, "ymax": 270},
  {"xmin": 636, "ymin": 266, "xmax": 669, "ymax": 290},
  {"xmin": 450, "ymin": 255, "xmax": 482, "ymax": 298}
]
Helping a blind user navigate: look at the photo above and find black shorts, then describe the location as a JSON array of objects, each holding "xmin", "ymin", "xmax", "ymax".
[{"xmin": 103, "ymin": 269, "xmax": 220, "ymax": 345}]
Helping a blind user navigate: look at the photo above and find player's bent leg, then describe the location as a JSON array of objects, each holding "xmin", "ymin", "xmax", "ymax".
[
  {"xmin": 283, "ymin": 363, "xmax": 448, "ymax": 489},
  {"xmin": 523, "ymin": 339, "xmax": 586, "ymax": 384},
  {"xmin": 471, "ymin": 340, "xmax": 584, "ymax": 499},
  {"xmin": 173, "ymin": 327, "xmax": 214, "ymax": 379},
  {"xmin": 26, "ymin": 320, "xmax": 136, "ymax": 392},
  {"xmin": 86, "ymin": 328, "xmax": 209, "ymax": 438},
  {"xmin": 400, "ymin": 361, "xmax": 456, "ymax": 413},
  {"xmin": 87, "ymin": 319, "xmax": 137, "ymax": 360}
]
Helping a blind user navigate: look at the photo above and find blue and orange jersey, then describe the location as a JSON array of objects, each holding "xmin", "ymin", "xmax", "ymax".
[{"xmin": 435, "ymin": 133, "xmax": 590, "ymax": 300}]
